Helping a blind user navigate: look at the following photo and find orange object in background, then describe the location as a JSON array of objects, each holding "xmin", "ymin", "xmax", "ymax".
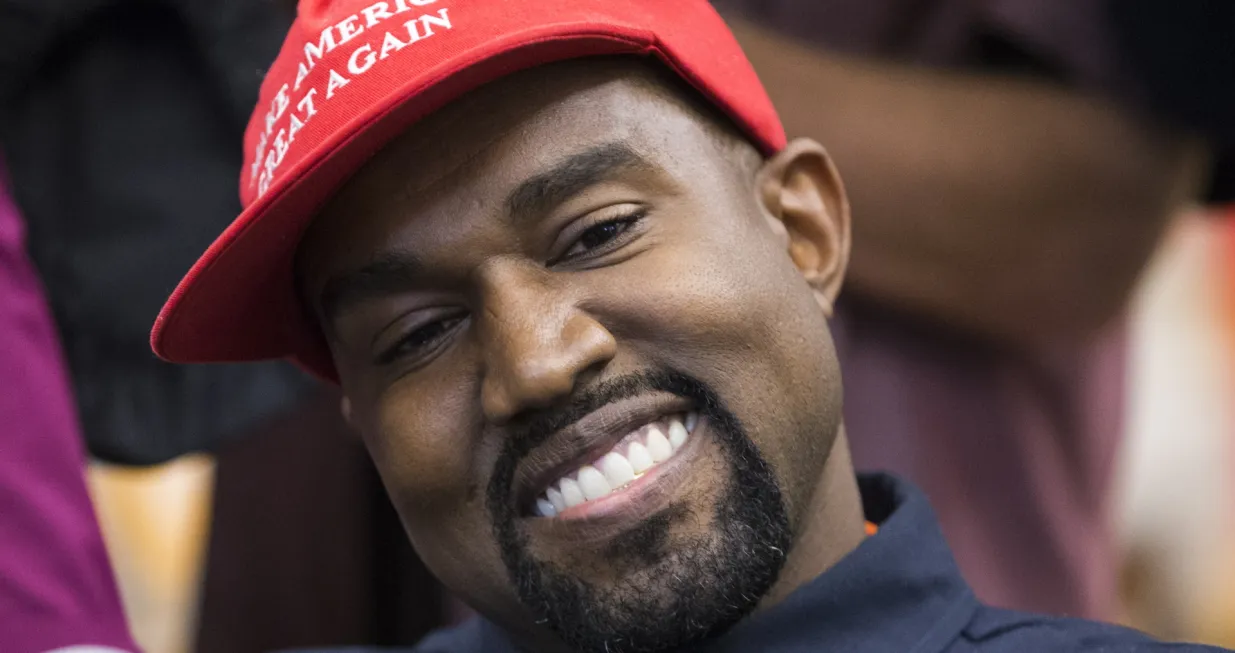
[
  {"xmin": 1222, "ymin": 206, "xmax": 1235, "ymax": 645},
  {"xmin": 88, "ymin": 456, "xmax": 215, "ymax": 653},
  {"xmin": 1213, "ymin": 205, "xmax": 1235, "ymax": 647},
  {"xmin": 1184, "ymin": 205, "xmax": 1235, "ymax": 647},
  {"xmin": 1116, "ymin": 206, "xmax": 1235, "ymax": 647},
  {"xmin": 1225, "ymin": 207, "xmax": 1235, "ymax": 327}
]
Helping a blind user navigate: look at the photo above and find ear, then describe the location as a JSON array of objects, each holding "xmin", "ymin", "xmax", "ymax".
[{"xmin": 755, "ymin": 138, "xmax": 851, "ymax": 316}]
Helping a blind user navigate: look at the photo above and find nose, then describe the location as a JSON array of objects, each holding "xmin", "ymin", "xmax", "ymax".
[{"xmin": 477, "ymin": 263, "xmax": 617, "ymax": 424}]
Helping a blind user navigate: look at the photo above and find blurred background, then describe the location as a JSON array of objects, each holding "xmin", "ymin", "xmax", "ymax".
[{"xmin": 2, "ymin": 1, "xmax": 1232, "ymax": 652}]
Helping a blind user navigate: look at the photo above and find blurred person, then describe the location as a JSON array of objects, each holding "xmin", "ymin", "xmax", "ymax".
[
  {"xmin": 150, "ymin": 1, "xmax": 1234, "ymax": 651},
  {"xmin": 0, "ymin": 0, "xmax": 311, "ymax": 468},
  {"xmin": 1, "ymin": 1, "xmax": 449, "ymax": 649},
  {"xmin": 710, "ymin": 0, "xmax": 1235, "ymax": 618},
  {"xmin": 0, "ymin": 163, "xmax": 136, "ymax": 652}
]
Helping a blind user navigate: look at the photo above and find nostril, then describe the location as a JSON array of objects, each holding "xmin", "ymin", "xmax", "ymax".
[
  {"xmin": 480, "ymin": 366, "xmax": 570, "ymax": 426},
  {"xmin": 479, "ymin": 377, "xmax": 518, "ymax": 427},
  {"xmin": 481, "ymin": 352, "xmax": 594, "ymax": 426},
  {"xmin": 510, "ymin": 355, "xmax": 578, "ymax": 401}
]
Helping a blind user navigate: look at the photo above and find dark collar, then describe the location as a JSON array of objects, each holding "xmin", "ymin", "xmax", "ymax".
[{"xmin": 703, "ymin": 473, "xmax": 979, "ymax": 652}]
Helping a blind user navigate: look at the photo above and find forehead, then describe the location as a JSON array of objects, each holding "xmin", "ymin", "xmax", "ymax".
[{"xmin": 299, "ymin": 58, "xmax": 732, "ymax": 273}]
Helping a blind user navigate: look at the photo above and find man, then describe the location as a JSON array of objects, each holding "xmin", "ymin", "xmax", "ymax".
[{"xmin": 151, "ymin": 1, "xmax": 1230, "ymax": 651}]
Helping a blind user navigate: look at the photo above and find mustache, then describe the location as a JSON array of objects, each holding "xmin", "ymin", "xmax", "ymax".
[{"xmin": 503, "ymin": 369, "xmax": 720, "ymax": 462}]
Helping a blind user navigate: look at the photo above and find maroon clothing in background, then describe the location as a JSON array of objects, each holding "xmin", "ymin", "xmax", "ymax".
[
  {"xmin": 196, "ymin": 393, "xmax": 446, "ymax": 653},
  {"xmin": 0, "ymin": 165, "xmax": 137, "ymax": 652},
  {"xmin": 833, "ymin": 298, "xmax": 1124, "ymax": 618},
  {"xmin": 713, "ymin": 0, "xmax": 1135, "ymax": 618}
]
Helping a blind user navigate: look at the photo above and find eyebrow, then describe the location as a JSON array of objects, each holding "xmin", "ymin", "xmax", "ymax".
[
  {"xmin": 506, "ymin": 142, "xmax": 652, "ymax": 222},
  {"xmin": 318, "ymin": 142, "xmax": 653, "ymax": 323},
  {"xmin": 318, "ymin": 248, "xmax": 422, "ymax": 325}
]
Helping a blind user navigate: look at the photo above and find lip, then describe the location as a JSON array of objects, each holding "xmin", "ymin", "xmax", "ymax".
[{"xmin": 512, "ymin": 392, "xmax": 692, "ymax": 515}]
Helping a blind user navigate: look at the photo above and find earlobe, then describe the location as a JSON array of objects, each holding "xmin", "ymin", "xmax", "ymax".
[
  {"xmin": 341, "ymin": 395, "xmax": 354, "ymax": 426},
  {"xmin": 337, "ymin": 394, "xmax": 367, "ymax": 441},
  {"xmin": 756, "ymin": 138, "xmax": 851, "ymax": 316}
]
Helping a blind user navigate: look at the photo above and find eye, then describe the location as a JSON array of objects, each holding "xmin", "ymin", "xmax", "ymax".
[
  {"xmin": 376, "ymin": 314, "xmax": 465, "ymax": 365},
  {"xmin": 558, "ymin": 208, "xmax": 647, "ymax": 262}
]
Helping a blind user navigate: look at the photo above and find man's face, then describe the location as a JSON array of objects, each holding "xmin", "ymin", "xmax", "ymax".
[{"xmin": 298, "ymin": 59, "xmax": 850, "ymax": 653}]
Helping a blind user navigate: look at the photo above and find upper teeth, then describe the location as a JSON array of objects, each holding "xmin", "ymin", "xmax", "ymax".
[{"xmin": 534, "ymin": 412, "xmax": 697, "ymax": 517}]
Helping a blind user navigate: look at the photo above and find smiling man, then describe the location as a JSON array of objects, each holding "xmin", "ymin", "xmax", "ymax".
[{"xmin": 151, "ymin": 2, "xmax": 1230, "ymax": 652}]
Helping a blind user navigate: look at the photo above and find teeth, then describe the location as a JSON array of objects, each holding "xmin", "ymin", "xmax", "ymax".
[
  {"xmin": 576, "ymin": 465, "xmax": 612, "ymax": 501},
  {"xmin": 599, "ymin": 452, "xmax": 636, "ymax": 488},
  {"xmin": 626, "ymin": 441, "xmax": 653, "ymax": 474},
  {"xmin": 646, "ymin": 427, "xmax": 673, "ymax": 463},
  {"xmin": 546, "ymin": 486, "xmax": 567, "ymax": 513},
  {"xmin": 559, "ymin": 477, "xmax": 585, "ymax": 508},
  {"xmin": 668, "ymin": 418, "xmax": 688, "ymax": 451},
  {"xmin": 533, "ymin": 412, "xmax": 702, "ymax": 517}
]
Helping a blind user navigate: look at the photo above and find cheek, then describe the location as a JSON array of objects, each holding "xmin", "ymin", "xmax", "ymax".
[
  {"xmin": 608, "ymin": 214, "xmax": 831, "ymax": 378},
  {"xmin": 360, "ymin": 383, "xmax": 516, "ymax": 610},
  {"xmin": 599, "ymin": 218, "xmax": 842, "ymax": 513},
  {"xmin": 366, "ymin": 386, "xmax": 475, "ymax": 512}
]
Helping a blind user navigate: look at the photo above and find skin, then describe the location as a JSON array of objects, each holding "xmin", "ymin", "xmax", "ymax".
[{"xmin": 297, "ymin": 58, "xmax": 865, "ymax": 652}]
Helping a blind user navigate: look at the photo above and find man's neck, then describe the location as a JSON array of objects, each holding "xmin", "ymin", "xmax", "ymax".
[{"xmin": 758, "ymin": 428, "xmax": 867, "ymax": 609}]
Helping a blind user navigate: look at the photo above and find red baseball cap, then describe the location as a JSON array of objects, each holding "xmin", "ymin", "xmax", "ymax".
[{"xmin": 151, "ymin": 0, "xmax": 786, "ymax": 381}]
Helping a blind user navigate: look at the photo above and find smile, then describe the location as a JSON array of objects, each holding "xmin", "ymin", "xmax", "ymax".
[{"xmin": 532, "ymin": 412, "xmax": 699, "ymax": 518}]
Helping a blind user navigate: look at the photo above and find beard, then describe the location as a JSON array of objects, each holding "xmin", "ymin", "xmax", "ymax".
[{"xmin": 486, "ymin": 369, "xmax": 792, "ymax": 653}]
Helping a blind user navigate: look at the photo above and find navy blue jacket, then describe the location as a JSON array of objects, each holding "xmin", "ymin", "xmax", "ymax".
[{"xmin": 296, "ymin": 474, "xmax": 1230, "ymax": 652}]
